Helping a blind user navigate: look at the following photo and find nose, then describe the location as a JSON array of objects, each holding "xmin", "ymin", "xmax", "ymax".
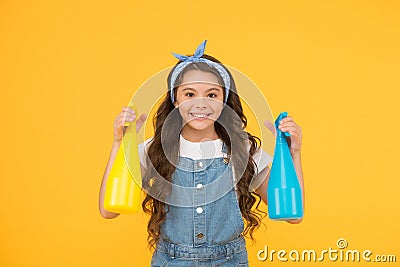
[{"xmin": 194, "ymin": 97, "xmax": 208, "ymax": 108}]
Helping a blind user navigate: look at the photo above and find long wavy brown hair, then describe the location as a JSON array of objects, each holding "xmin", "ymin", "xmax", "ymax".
[{"xmin": 142, "ymin": 54, "xmax": 267, "ymax": 251}]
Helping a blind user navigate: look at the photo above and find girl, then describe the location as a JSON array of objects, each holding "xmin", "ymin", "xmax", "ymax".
[{"xmin": 99, "ymin": 40, "xmax": 305, "ymax": 266}]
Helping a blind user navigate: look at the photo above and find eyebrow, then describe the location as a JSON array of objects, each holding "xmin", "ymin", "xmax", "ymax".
[{"xmin": 182, "ymin": 87, "xmax": 221, "ymax": 92}]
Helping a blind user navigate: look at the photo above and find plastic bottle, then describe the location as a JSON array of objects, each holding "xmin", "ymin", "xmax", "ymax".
[
  {"xmin": 267, "ymin": 112, "xmax": 303, "ymax": 220},
  {"xmin": 104, "ymin": 103, "xmax": 142, "ymax": 214}
]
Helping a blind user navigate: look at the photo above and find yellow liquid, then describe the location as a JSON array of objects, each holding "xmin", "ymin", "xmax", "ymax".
[{"xmin": 104, "ymin": 175, "xmax": 141, "ymax": 214}]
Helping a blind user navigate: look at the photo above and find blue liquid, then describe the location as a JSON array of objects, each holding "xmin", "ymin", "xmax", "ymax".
[{"xmin": 268, "ymin": 187, "xmax": 303, "ymax": 220}]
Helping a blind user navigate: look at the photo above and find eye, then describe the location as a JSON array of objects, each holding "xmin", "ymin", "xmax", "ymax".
[
  {"xmin": 208, "ymin": 93, "xmax": 217, "ymax": 98},
  {"xmin": 185, "ymin": 92, "xmax": 194, "ymax": 97}
]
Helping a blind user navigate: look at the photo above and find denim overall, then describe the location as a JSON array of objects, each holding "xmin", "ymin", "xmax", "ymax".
[{"xmin": 150, "ymin": 143, "xmax": 249, "ymax": 267}]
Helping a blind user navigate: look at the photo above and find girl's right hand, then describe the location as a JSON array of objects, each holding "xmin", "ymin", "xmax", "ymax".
[{"xmin": 113, "ymin": 106, "xmax": 147, "ymax": 143}]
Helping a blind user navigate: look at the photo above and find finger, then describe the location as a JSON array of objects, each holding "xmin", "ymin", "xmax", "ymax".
[
  {"xmin": 278, "ymin": 121, "xmax": 297, "ymax": 130},
  {"xmin": 122, "ymin": 106, "xmax": 135, "ymax": 112},
  {"xmin": 288, "ymin": 130, "xmax": 299, "ymax": 138},
  {"xmin": 280, "ymin": 116, "xmax": 294, "ymax": 124},
  {"xmin": 120, "ymin": 109, "xmax": 136, "ymax": 115},
  {"xmin": 122, "ymin": 117, "xmax": 136, "ymax": 125},
  {"xmin": 279, "ymin": 123, "xmax": 301, "ymax": 133},
  {"xmin": 264, "ymin": 120, "xmax": 277, "ymax": 138},
  {"xmin": 116, "ymin": 117, "xmax": 135, "ymax": 126},
  {"xmin": 115, "ymin": 117, "xmax": 135, "ymax": 128},
  {"xmin": 280, "ymin": 126, "xmax": 301, "ymax": 137},
  {"xmin": 115, "ymin": 113, "xmax": 135, "ymax": 123},
  {"xmin": 121, "ymin": 110, "xmax": 136, "ymax": 117},
  {"xmin": 122, "ymin": 107, "xmax": 136, "ymax": 114},
  {"xmin": 118, "ymin": 113, "xmax": 136, "ymax": 120},
  {"xmin": 280, "ymin": 126, "xmax": 299, "ymax": 133}
]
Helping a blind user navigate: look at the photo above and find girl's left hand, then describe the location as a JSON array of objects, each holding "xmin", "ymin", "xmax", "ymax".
[{"xmin": 264, "ymin": 116, "xmax": 303, "ymax": 155}]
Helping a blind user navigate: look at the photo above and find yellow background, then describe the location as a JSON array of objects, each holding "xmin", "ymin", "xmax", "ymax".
[{"xmin": 1, "ymin": 0, "xmax": 399, "ymax": 266}]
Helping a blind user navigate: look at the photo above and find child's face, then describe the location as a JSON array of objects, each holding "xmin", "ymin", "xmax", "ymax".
[{"xmin": 174, "ymin": 70, "xmax": 224, "ymax": 133}]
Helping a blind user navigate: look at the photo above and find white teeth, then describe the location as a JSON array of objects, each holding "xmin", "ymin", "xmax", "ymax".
[{"xmin": 191, "ymin": 113, "xmax": 208, "ymax": 118}]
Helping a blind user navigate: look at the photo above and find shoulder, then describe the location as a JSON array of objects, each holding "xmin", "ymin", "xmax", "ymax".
[
  {"xmin": 138, "ymin": 137, "xmax": 153, "ymax": 156},
  {"xmin": 138, "ymin": 137, "xmax": 154, "ymax": 167},
  {"xmin": 247, "ymin": 140, "xmax": 273, "ymax": 174},
  {"xmin": 138, "ymin": 137, "xmax": 153, "ymax": 150},
  {"xmin": 246, "ymin": 140, "xmax": 273, "ymax": 192}
]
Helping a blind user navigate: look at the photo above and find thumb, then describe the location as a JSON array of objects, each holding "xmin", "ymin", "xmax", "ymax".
[
  {"xmin": 136, "ymin": 113, "xmax": 147, "ymax": 133},
  {"xmin": 264, "ymin": 120, "xmax": 276, "ymax": 138}
]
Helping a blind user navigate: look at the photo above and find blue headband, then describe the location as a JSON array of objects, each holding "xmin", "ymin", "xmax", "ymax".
[{"xmin": 169, "ymin": 40, "xmax": 231, "ymax": 103}]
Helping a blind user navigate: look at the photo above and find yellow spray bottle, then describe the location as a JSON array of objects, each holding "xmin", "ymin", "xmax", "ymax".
[{"xmin": 104, "ymin": 103, "xmax": 142, "ymax": 214}]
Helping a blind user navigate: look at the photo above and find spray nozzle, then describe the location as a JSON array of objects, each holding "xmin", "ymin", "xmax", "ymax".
[{"xmin": 274, "ymin": 112, "xmax": 291, "ymax": 137}]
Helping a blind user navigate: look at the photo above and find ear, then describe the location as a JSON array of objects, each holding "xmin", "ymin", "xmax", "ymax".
[{"xmin": 174, "ymin": 101, "xmax": 179, "ymax": 108}]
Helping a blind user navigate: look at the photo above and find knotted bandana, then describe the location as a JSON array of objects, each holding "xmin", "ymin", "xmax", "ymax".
[{"xmin": 169, "ymin": 40, "xmax": 231, "ymax": 103}]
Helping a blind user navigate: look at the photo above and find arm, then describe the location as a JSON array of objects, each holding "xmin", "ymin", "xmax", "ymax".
[
  {"xmin": 254, "ymin": 165, "xmax": 270, "ymax": 206},
  {"xmin": 98, "ymin": 141, "xmax": 122, "ymax": 219}
]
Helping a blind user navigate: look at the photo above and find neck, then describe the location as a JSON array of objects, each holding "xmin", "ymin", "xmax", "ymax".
[{"xmin": 181, "ymin": 126, "xmax": 219, "ymax": 142}]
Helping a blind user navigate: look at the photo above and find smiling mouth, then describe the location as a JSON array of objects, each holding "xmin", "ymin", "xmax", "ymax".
[{"xmin": 190, "ymin": 113, "xmax": 212, "ymax": 119}]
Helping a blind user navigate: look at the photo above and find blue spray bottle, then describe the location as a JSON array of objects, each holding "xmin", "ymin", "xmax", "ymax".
[{"xmin": 267, "ymin": 112, "xmax": 304, "ymax": 220}]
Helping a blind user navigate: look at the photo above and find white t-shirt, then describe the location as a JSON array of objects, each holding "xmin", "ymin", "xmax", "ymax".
[{"xmin": 138, "ymin": 134, "xmax": 272, "ymax": 192}]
